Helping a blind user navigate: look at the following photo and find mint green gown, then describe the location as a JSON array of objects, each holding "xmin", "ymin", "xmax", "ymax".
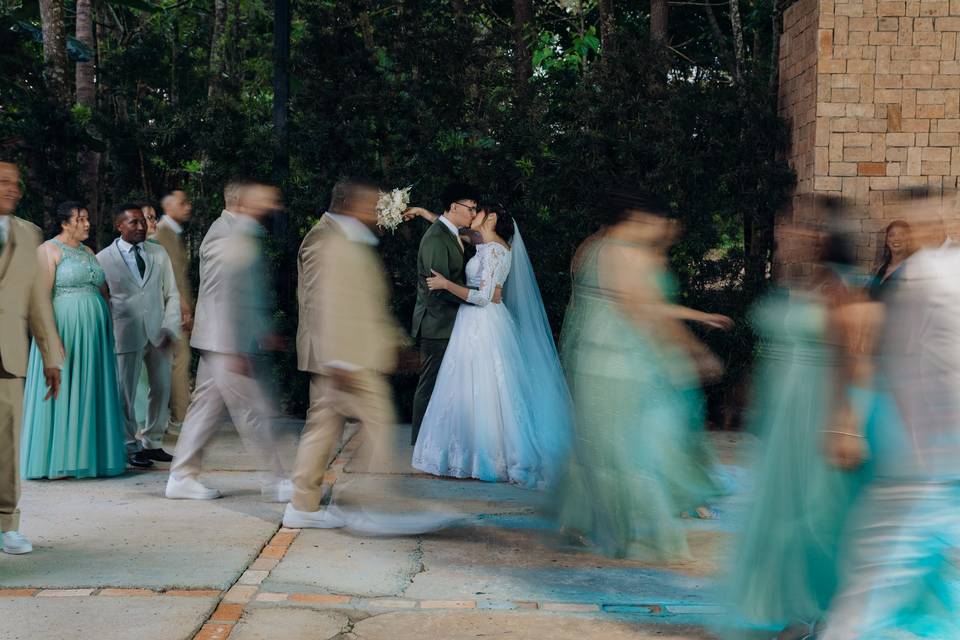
[
  {"xmin": 729, "ymin": 291, "xmax": 871, "ymax": 628},
  {"xmin": 20, "ymin": 240, "xmax": 127, "ymax": 479},
  {"xmin": 554, "ymin": 239, "xmax": 720, "ymax": 560}
]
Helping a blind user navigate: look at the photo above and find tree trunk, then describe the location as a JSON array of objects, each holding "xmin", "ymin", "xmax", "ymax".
[
  {"xmin": 76, "ymin": 0, "xmax": 102, "ymax": 244},
  {"xmin": 598, "ymin": 0, "xmax": 618, "ymax": 58},
  {"xmin": 512, "ymin": 0, "xmax": 533, "ymax": 98},
  {"xmin": 729, "ymin": 0, "xmax": 746, "ymax": 88},
  {"xmin": 650, "ymin": 0, "xmax": 668, "ymax": 48},
  {"xmin": 39, "ymin": 0, "xmax": 70, "ymax": 108},
  {"xmin": 208, "ymin": 0, "xmax": 228, "ymax": 96}
]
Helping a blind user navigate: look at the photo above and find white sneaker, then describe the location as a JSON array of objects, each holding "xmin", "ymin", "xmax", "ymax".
[
  {"xmin": 2, "ymin": 531, "xmax": 33, "ymax": 555},
  {"xmin": 261, "ymin": 478, "xmax": 294, "ymax": 503},
  {"xmin": 165, "ymin": 475, "xmax": 221, "ymax": 500},
  {"xmin": 282, "ymin": 503, "xmax": 345, "ymax": 529}
]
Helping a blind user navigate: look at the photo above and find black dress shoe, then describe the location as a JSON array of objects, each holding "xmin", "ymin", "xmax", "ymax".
[
  {"xmin": 142, "ymin": 448, "xmax": 174, "ymax": 463},
  {"xmin": 127, "ymin": 452, "xmax": 155, "ymax": 468}
]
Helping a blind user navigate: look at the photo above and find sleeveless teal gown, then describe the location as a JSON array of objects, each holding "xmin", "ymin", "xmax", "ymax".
[
  {"xmin": 728, "ymin": 291, "xmax": 872, "ymax": 628},
  {"xmin": 20, "ymin": 240, "xmax": 127, "ymax": 479},
  {"xmin": 554, "ymin": 239, "xmax": 720, "ymax": 560}
]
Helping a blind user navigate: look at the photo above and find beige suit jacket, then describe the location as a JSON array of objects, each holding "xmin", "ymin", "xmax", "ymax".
[
  {"xmin": 0, "ymin": 216, "xmax": 64, "ymax": 376},
  {"xmin": 296, "ymin": 215, "xmax": 402, "ymax": 375},
  {"xmin": 154, "ymin": 220, "xmax": 193, "ymax": 309}
]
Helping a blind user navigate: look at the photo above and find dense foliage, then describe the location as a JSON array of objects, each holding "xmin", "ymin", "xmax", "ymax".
[{"xmin": 2, "ymin": 0, "xmax": 795, "ymax": 423}]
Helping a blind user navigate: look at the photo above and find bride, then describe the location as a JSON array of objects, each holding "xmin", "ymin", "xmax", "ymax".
[{"xmin": 409, "ymin": 203, "xmax": 571, "ymax": 489}]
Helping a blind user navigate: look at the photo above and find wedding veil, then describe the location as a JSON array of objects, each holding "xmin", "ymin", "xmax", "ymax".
[{"xmin": 504, "ymin": 223, "xmax": 573, "ymax": 485}]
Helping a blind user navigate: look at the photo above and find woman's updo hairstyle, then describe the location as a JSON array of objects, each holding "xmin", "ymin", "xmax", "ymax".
[
  {"xmin": 599, "ymin": 187, "xmax": 672, "ymax": 228},
  {"xmin": 480, "ymin": 202, "xmax": 515, "ymax": 243},
  {"xmin": 49, "ymin": 201, "xmax": 85, "ymax": 239}
]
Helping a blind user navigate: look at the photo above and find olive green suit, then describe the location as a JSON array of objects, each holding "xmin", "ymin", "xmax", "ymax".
[{"xmin": 411, "ymin": 219, "xmax": 465, "ymax": 444}]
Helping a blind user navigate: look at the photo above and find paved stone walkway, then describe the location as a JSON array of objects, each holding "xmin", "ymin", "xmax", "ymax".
[{"xmin": 0, "ymin": 424, "xmax": 762, "ymax": 640}]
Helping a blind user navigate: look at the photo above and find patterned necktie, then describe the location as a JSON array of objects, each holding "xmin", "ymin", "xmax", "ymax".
[{"xmin": 133, "ymin": 245, "xmax": 146, "ymax": 278}]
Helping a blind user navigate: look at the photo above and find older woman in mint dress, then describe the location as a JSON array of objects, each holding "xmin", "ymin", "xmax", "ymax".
[
  {"xmin": 554, "ymin": 190, "xmax": 729, "ymax": 560},
  {"xmin": 20, "ymin": 202, "xmax": 126, "ymax": 479}
]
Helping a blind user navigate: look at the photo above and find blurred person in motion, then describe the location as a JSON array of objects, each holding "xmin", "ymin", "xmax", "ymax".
[
  {"xmin": 0, "ymin": 162, "xmax": 63, "ymax": 555},
  {"xmin": 726, "ymin": 210, "xmax": 882, "ymax": 640},
  {"xmin": 98, "ymin": 204, "xmax": 181, "ymax": 469},
  {"xmin": 154, "ymin": 190, "xmax": 194, "ymax": 437},
  {"xmin": 283, "ymin": 178, "xmax": 453, "ymax": 534},
  {"xmin": 553, "ymin": 188, "xmax": 730, "ymax": 560},
  {"xmin": 868, "ymin": 220, "xmax": 913, "ymax": 301},
  {"xmin": 20, "ymin": 202, "xmax": 126, "ymax": 480},
  {"xmin": 165, "ymin": 179, "xmax": 289, "ymax": 501},
  {"xmin": 822, "ymin": 193, "xmax": 960, "ymax": 640}
]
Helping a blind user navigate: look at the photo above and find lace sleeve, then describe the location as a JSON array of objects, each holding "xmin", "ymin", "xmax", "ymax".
[{"xmin": 467, "ymin": 246, "xmax": 499, "ymax": 307}]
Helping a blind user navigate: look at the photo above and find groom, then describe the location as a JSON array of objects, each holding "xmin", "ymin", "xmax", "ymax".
[{"xmin": 410, "ymin": 183, "xmax": 481, "ymax": 445}]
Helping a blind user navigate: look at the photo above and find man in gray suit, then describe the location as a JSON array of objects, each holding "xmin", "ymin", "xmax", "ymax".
[
  {"xmin": 98, "ymin": 204, "xmax": 181, "ymax": 468},
  {"xmin": 166, "ymin": 178, "xmax": 288, "ymax": 501}
]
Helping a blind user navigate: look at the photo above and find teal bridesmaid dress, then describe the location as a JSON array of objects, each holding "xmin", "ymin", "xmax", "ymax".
[
  {"xmin": 20, "ymin": 240, "xmax": 127, "ymax": 479},
  {"xmin": 728, "ymin": 291, "xmax": 871, "ymax": 628},
  {"xmin": 554, "ymin": 239, "xmax": 720, "ymax": 560}
]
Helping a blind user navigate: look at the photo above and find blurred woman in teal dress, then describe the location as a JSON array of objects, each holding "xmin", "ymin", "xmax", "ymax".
[
  {"xmin": 554, "ymin": 189, "xmax": 730, "ymax": 560},
  {"xmin": 20, "ymin": 202, "xmax": 127, "ymax": 479},
  {"xmin": 727, "ymin": 221, "xmax": 880, "ymax": 640}
]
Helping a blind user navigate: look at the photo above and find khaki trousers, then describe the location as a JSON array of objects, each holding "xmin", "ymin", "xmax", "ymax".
[
  {"xmin": 291, "ymin": 372, "xmax": 395, "ymax": 513},
  {"xmin": 0, "ymin": 373, "xmax": 24, "ymax": 531},
  {"xmin": 170, "ymin": 351, "xmax": 285, "ymax": 480},
  {"xmin": 169, "ymin": 331, "xmax": 192, "ymax": 424}
]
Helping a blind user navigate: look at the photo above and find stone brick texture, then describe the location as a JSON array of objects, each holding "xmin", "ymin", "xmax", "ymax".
[{"xmin": 779, "ymin": 0, "xmax": 960, "ymax": 265}]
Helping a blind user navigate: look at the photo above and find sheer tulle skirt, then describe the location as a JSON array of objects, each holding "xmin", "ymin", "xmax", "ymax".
[{"xmin": 412, "ymin": 303, "xmax": 547, "ymax": 489}]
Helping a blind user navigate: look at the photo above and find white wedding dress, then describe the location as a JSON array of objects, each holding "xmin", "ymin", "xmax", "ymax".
[{"xmin": 412, "ymin": 241, "xmax": 551, "ymax": 488}]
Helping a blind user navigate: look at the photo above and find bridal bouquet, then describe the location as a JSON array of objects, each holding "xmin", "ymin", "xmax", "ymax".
[{"xmin": 376, "ymin": 186, "xmax": 412, "ymax": 232}]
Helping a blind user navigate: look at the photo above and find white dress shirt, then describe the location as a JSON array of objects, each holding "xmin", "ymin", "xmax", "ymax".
[
  {"xmin": 116, "ymin": 238, "xmax": 148, "ymax": 286},
  {"xmin": 159, "ymin": 215, "xmax": 184, "ymax": 235},
  {"xmin": 324, "ymin": 212, "xmax": 379, "ymax": 246},
  {"xmin": 0, "ymin": 215, "xmax": 9, "ymax": 249}
]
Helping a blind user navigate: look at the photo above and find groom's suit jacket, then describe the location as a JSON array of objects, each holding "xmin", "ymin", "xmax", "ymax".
[
  {"xmin": 0, "ymin": 216, "xmax": 63, "ymax": 376},
  {"xmin": 297, "ymin": 214, "xmax": 401, "ymax": 375},
  {"xmin": 97, "ymin": 238, "xmax": 181, "ymax": 355},
  {"xmin": 412, "ymin": 219, "xmax": 466, "ymax": 341}
]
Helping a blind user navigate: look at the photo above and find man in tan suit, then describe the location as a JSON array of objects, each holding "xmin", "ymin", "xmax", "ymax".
[
  {"xmin": 157, "ymin": 190, "xmax": 194, "ymax": 434},
  {"xmin": 283, "ymin": 178, "xmax": 405, "ymax": 529},
  {"xmin": 0, "ymin": 162, "xmax": 63, "ymax": 554}
]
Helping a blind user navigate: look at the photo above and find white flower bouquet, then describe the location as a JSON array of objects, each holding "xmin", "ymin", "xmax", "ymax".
[{"xmin": 376, "ymin": 186, "xmax": 412, "ymax": 232}]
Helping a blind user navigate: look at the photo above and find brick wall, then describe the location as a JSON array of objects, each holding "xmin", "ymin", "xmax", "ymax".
[{"xmin": 778, "ymin": 0, "xmax": 960, "ymax": 264}]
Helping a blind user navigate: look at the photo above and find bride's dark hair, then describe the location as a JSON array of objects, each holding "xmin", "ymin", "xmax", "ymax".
[{"xmin": 479, "ymin": 202, "xmax": 515, "ymax": 243}]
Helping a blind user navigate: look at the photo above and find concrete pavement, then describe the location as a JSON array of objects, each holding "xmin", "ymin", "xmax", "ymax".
[{"xmin": 0, "ymin": 424, "xmax": 755, "ymax": 640}]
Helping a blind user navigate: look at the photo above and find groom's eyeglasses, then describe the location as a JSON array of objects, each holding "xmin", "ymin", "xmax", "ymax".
[{"xmin": 454, "ymin": 201, "xmax": 478, "ymax": 214}]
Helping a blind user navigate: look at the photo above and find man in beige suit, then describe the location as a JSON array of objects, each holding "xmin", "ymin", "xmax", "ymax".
[
  {"xmin": 157, "ymin": 190, "xmax": 194, "ymax": 434},
  {"xmin": 283, "ymin": 178, "xmax": 454, "ymax": 534},
  {"xmin": 282, "ymin": 178, "xmax": 402, "ymax": 528},
  {"xmin": 0, "ymin": 162, "xmax": 63, "ymax": 554}
]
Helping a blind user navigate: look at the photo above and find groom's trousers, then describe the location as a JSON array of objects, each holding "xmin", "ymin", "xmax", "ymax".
[
  {"xmin": 291, "ymin": 372, "xmax": 395, "ymax": 513},
  {"xmin": 411, "ymin": 338, "xmax": 448, "ymax": 445}
]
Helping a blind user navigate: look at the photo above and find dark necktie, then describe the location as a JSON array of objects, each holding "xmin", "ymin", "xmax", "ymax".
[{"xmin": 133, "ymin": 245, "xmax": 146, "ymax": 278}]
